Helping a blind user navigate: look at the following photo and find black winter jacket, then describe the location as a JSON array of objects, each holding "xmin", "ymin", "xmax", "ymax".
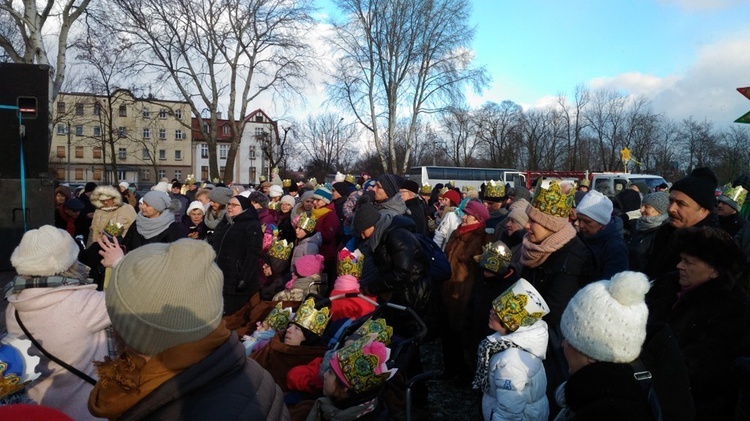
[
  {"xmin": 119, "ymin": 334, "xmax": 289, "ymax": 420},
  {"xmin": 644, "ymin": 214, "xmax": 718, "ymax": 280},
  {"xmin": 212, "ymin": 208, "xmax": 263, "ymax": 315},
  {"xmin": 404, "ymin": 197, "xmax": 428, "ymax": 236},
  {"xmin": 121, "ymin": 220, "xmax": 187, "ymax": 252}
]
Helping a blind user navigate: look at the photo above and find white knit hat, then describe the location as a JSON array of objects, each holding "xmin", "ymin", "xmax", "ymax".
[
  {"xmin": 281, "ymin": 195, "xmax": 296, "ymax": 206},
  {"xmin": 269, "ymin": 184, "xmax": 283, "ymax": 198},
  {"xmin": 575, "ymin": 189, "xmax": 612, "ymax": 225},
  {"xmin": 119, "ymin": 181, "xmax": 129, "ymax": 190},
  {"xmin": 335, "ymin": 171, "xmax": 345, "ymax": 183},
  {"xmin": 11, "ymin": 225, "xmax": 80, "ymax": 276},
  {"xmin": 186, "ymin": 200, "xmax": 205, "ymax": 216},
  {"xmin": 561, "ymin": 271, "xmax": 650, "ymax": 363}
]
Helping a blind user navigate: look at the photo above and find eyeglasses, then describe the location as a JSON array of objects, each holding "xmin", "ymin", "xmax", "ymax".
[{"xmin": 226, "ymin": 203, "xmax": 241, "ymax": 208}]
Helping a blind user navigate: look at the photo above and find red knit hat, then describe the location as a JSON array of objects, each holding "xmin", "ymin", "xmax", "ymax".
[{"xmin": 442, "ymin": 190, "xmax": 461, "ymax": 207}]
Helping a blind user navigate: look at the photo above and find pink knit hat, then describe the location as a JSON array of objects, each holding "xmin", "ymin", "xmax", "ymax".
[
  {"xmin": 294, "ymin": 254, "xmax": 324, "ymax": 277},
  {"xmin": 334, "ymin": 274, "xmax": 360, "ymax": 291}
]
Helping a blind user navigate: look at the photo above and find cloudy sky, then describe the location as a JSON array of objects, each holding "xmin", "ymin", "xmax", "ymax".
[{"xmin": 287, "ymin": 0, "xmax": 750, "ymax": 128}]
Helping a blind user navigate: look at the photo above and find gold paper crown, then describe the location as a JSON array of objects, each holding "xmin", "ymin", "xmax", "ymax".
[
  {"xmin": 461, "ymin": 185, "xmax": 469, "ymax": 193},
  {"xmin": 354, "ymin": 318, "xmax": 393, "ymax": 345},
  {"xmin": 268, "ymin": 201, "xmax": 280, "ymax": 211},
  {"xmin": 485, "ymin": 180, "xmax": 506, "ymax": 199},
  {"xmin": 259, "ymin": 175, "xmax": 267, "ymax": 182},
  {"xmin": 338, "ymin": 250, "xmax": 364, "ymax": 279},
  {"xmin": 530, "ymin": 180, "xmax": 576, "ymax": 218},
  {"xmin": 297, "ymin": 213, "xmax": 317, "ymax": 233},
  {"xmin": 334, "ymin": 337, "xmax": 396, "ymax": 394},
  {"xmin": 345, "ymin": 174, "xmax": 355, "ymax": 184},
  {"xmin": 292, "ymin": 297, "xmax": 331, "ymax": 336},
  {"xmin": 268, "ymin": 238, "xmax": 293, "ymax": 261},
  {"xmin": 492, "ymin": 279, "xmax": 550, "ymax": 332},
  {"xmin": 419, "ymin": 183, "xmax": 431, "ymax": 194},
  {"xmin": 438, "ymin": 186, "xmax": 449, "ymax": 196},
  {"xmin": 479, "ymin": 241, "xmax": 513, "ymax": 274},
  {"xmin": 264, "ymin": 303, "xmax": 293, "ymax": 331},
  {"xmin": 283, "ymin": 179, "xmax": 292, "ymax": 188},
  {"xmin": 721, "ymin": 183, "xmax": 748, "ymax": 208}
]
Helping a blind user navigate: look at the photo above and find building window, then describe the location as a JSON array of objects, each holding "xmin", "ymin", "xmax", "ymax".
[
  {"xmin": 158, "ymin": 109, "xmax": 167, "ymax": 119},
  {"xmin": 159, "ymin": 128, "xmax": 166, "ymax": 140},
  {"xmin": 142, "ymin": 108, "xmax": 150, "ymax": 118},
  {"xmin": 143, "ymin": 128, "xmax": 150, "ymax": 139},
  {"xmin": 117, "ymin": 170, "xmax": 126, "ymax": 181},
  {"xmin": 118, "ymin": 148, "xmax": 127, "ymax": 160},
  {"xmin": 175, "ymin": 150, "xmax": 182, "ymax": 161},
  {"xmin": 57, "ymin": 102, "xmax": 65, "ymax": 114},
  {"xmin": 175, "ymin": 130, "xmax": 184, "ymax": 140},
  {"xmin": 93, "ymin": 126, "xmax": 101, "ymax": 136},
  {"xmin": 249, "ymin": 145, "xmax": 256, "ymax": 159},
  {"xmin": 75, "ymin": 125, "xmax": 83, "ymax": 136},
  {"xmin": 94, "ymin": 102, "xmax": 102, "ymax": 116},
  {"xmin": 75, "ymin": 103, "xmax": 84, "ymax": 115},
  {"xmin": 56, "ymin": 146, "xmax": 65, "ymax": 158},
  {"xmin": 201, "ymin": 166, "xmax": 208, "ymax": 180},
  {"xmin": 174, "ymin": 170, "xmax": 181, "ymax": 180},
  {"xmin": 75, "ymin": 168, "xmax": 83, "ymax": 180},
  {"xmin": 142, "ymin": 149, "xmax": 150, "ymax": 159},
  {"xmin": 255, "ymin": 127, "xmax": 264, "ymax": 137},
  {"xmin": 220, "ymin": 166, "xmax": 225, "ymax": 175},
  {"xmin": 222, "ymin": 125, "xmax": 230, "ymax": 135},
  {"xmin": 119, "ymin": 105, "xmax": 127, "ymax": 117},
  {"xmin": 158, "ymin": 170, "xmax": 166, "ymax": 180},
  {"xmin": 203, "ymin": 123, "xmax": 209, "ymax": 133},
  {"xmin": 175, "ymin": 109, "xmax": 182, "ymax": 120},
  {"xmin": 219, "ymin": 144, "xmax": 228, "ymax": 159},
  {"xmin": 75, "ymin": 146, "xmax": 84, "ymax": 158},
  {"xmin": 159, "ymin": 150, "xmax": 166, "ymax": 160},
  {"xmin": 200, "ymin": 144, "xmax": 208, "ymax": 159},
  {"xmin": 118, "ymin": 127, "xmax": 127, "ymax": 138},
  {"xmin": 255, "ymin": 115, "xmax": 263, "ymax": 122},
  {"xmin": 93, "ymin": 147, "xmax": 102, "ymax": 159},
  {"xmin": 93, "ymin": 168, "xmax": 102, "ymax": 181},
  {"xmin": 56, "ymin": 168, "xmax": 65, "ymax": 180},
  {"xmin": 142, "ymin": 169, "xmax": 150, "ymax": 181},
  {"xmin": 56, "ymin": 124, "xmax": 66, "ymax": 135}
]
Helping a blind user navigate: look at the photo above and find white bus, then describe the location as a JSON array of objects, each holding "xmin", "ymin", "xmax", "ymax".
[{"xmin": 405, "ymin": 166, "xmax": 519, "ymax": 190}]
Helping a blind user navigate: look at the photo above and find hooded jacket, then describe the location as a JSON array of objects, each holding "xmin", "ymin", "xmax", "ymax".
[{"xmin": 88, "ymin": 185, "xmax": 137, "ymax": 247}]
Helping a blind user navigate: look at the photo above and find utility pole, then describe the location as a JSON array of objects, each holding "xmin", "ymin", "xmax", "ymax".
[{"xmin": 66, "ymin": 122, "xmax": 71, "ymax": 181}]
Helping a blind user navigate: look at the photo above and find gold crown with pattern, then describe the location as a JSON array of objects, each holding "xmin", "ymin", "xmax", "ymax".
[
  {"xmin": 264, "ymin": 303, "xmax": 293, "ymax": 331},
  {"xmin": 479, "ymin": 241, "xmax": 513, "ymax": 274},
  {"xmin": 267, "ymin": 238, "xmax": 293, "ymax": 261},
  {"xmin": 485, "ymin": 180, "xmax": 506, "ymax": 199},
  {"xmin": 419, "ymin": 183, "xmax": 431, "ymax": 194},
  {"xmin": 283, "ymin": 179, "xmax": 292, "ymax": 188},
  {"xmin": 338, "ymin": 248, "xmax": 364, "ymax": 279},
  {"xmin": 354, "ymin": 318, "xmax": 393, "ymax": 345},
  {"xmin": 292, "ymin": 297, "xmax": 331, "ymax": 336},
  {"xmin": 721, "ymin": 183, "xmax": 748, "ymax": 208},
  {"xmin": 333, "ymin": 337, "xmax": 397, "ymax": 394},
  {"xmin": 492, "ymin": 279, "xmax": 549, "ymax": 332},
  {"xmin": 345, "ymin": 174, "xmax": 355, "ymax": 184},
  {"xmin": 530, "ymin": 179, "xmax": 576, "ymax": 218},
  {"xmin": 297, "ymin": 213, "xmax": 317, "ymax": 233}
]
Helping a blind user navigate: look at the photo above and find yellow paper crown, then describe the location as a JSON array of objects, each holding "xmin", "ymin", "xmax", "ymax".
[
  {"xmin": 479, "ymin": 241, "xmax": 513, "ymax": 274},
  {"xmin": 283, "ymin": 179, "xmax": 292, "ymax": 188},
  {"xmin": 492, "ymin": 279, "xmax": 550, "ymax": 332},
  {"xmin": 292, "ymin": 297, "xmax": 331, "ymax": 336},
  {"xmin": 419, "ymin": 183, "xmax": 431, "ymax": 194},
  {"xmin": 268, "ymin": 201, "xmax": 280, "ymax": 211},
  {"xmin": 722, "ymin": 183, "xmax": 747, "ymax": 208},
  {"xmin": 268, "ymin": 238, "xmax": 293, "ymax": 261},
  {"xmin": 264, "ymin": 303, "xmax": 293, "ymax": 331},
  {"xmin": 337, "ymin": 249, "xmax": 364, "ymax": 279},
  {"xmin": 345, "ymin": 174, "xmax": 355, "ymax": 184},
  {"xmin": 354, "ymin": 318, "xmax": 393, "ymax": 345},
  {"xmin": 438, "ymin": 186, "xmax": 449, "ymax": 196},
  {"xmin": 461, "ymin": 185, "xmax": 469, "ymax": 193},
  {"xmin": 485, "ymin": 180, "xmax": 506, "ymax": 199},
  {"xmin": 530, "ymin": 180, "xmax": 576, "ymax": 218},
  {"xmin": 297, "ymin": 213, "xmax": 317, "ymax": 233}
]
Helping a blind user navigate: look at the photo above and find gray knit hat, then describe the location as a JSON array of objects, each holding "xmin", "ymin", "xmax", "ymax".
[
  {"xmin": 107, "ymin": 239, "xmax": 224, "ymax": 355},
  {"xmin": 142, "ymin": 190, "xmax": 171, "ymax": 213},
  {"xmin": 642, "ymin": 192, "xmax": 669, "ymax": 215},
  {"xmin": 208, "ymin": 187, "xmax": 233, "ymax": 205}
]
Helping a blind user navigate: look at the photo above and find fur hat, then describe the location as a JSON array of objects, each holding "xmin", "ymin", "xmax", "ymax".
[
  {"xmin": 142, "ymin": 191, "xmax": 171, "ymax": 213},
  {"xmin": 464, "ymin": 200, "xmax": 490, "ymax": 223},
  {"xmin": 91, "ymin": 185, "xmax": 123, "ymax": 209},
  {"xmin": 249, "ymin": 191, "xmax": 269, "ymax": 208},
  {"xmin": 670, "ymin": 167, "xmax": 718, "ymax": 210},
  {"xmin": 208, "ymin": 187, "xmax": 233, "ymax": 205},
  {"xmin": 576, "ymin": 190, "xmax": 612, "ymax": 225},
  {"xmin": 561, "ymin": 271, "xmax": 650, "ymax": 363},
  {"xmin": 11, "ymin": 225, "xmax": 80, "ymax": 276},
  {"xmin": 642, "ymin": 192, "xmax": 669, "ymax": 215},
  {"xmin": 507, "ymin": 199, "xmax": 529, "ymax": 227},
  {"xmin": 377, "ymin": 174, "xmax": 402, "ymax": 199},
  {"xmin": 353, "ymin": 204, "xmax": 381, "ymax": 234},
  {"xmin": 107, "ymin": 239, "xmax": 224, "ymax": 355},
  {"xmin": 313, "ymin": 187, "xmax": 333, "ymax": 204}
]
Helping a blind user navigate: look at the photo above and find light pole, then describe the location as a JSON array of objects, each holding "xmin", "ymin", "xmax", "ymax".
[{"xmin": 66, "ymin": 122, "xmax": 71, "ymax": 181}]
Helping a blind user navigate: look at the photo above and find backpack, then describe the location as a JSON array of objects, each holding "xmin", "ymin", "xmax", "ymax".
[{"xmin": 415, "ymin": 233, "xmax": 451, "ymax": 283}]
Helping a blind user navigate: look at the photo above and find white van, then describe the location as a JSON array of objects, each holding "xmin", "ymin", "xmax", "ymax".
[{"xmin": 591, "ymin": 173, "xmax": 668, "ymax": 196}]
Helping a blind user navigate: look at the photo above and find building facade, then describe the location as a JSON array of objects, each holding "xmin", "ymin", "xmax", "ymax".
[{"xmin": 50, "ymin": 90, "xmax": 192, "ymax": 188}]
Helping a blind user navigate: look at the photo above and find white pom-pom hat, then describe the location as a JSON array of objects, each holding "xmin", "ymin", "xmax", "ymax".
[{"xmin": 561, "ymin": 271, "xmax": 651, "ymax": 363}]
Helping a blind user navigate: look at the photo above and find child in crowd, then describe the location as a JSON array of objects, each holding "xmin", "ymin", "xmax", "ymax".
[
  {"xmin": 273, "ymin": 254, "xmax": 326, "ymax": 301},
  {"xmin": 328, "ymin": 248, "xmax": 376, "ymax": 321},
  {"xmin": 292, "ymin": 214, "xmax": 323, "ymax": 269},
  {"xmin": 473, "ymin": 279, "xmax": 550, "ymax": 421},
  {"xmin": 241, "ymin": 303, "xmax": 294, "ymax": 355}
]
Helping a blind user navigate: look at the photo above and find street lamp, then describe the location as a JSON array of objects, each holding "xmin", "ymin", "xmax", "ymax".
[{"xmin": 66, "ymin": 122, "xmax": 71, "ymax": 181}]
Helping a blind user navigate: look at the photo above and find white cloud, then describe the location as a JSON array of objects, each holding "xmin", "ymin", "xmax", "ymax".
[{"xmin": 658, "ymin": 0, "xmax": 743, "ymax": 11}]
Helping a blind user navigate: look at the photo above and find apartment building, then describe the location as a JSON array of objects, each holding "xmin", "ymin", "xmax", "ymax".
[{"xmin": 50, "ymin": 89, "xmax": 192, "ymax": 188}]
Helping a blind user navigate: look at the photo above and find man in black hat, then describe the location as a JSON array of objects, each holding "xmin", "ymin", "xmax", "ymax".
[
  {"xmin": 372, "ymin": 174, "xmax": 408, "ymax": 217},
  {"xmin": 400, "ymin": 179, "xmax": 428, "ymax": 235}
]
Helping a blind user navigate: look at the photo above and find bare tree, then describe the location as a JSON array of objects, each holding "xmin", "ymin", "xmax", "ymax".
[
  {"xmin": 679, "ymin": 117, "xmax": 718, "ymax": 172},
  {"xmin": 109, "ymin": 0, "xmax": 315, "ymax": 182},
  {"xmin": 714, "ymin": 125, "xmax": 750, "ymax": 183},
  {"xmin": 474, "ymin": 100, "xmax": 523, "ymax": 168},
  {"xmin": 440, "ymin": 105, "xmax": 480, "ymax": 166},
  {"xmin": 557, "ymin": 84, "xmax": 590, "ymax": 170},
  {"xmin": 295, "ymin": 113, "xmax": 359, "ymax": 177},
  {"xmin": 328, "ymin": 0, "xmax": 488, "ymax": 174}
]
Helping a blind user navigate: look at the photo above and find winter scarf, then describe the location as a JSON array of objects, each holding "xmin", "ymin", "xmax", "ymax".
[
  {"xmin": 520, "ymin": 223, "xmax": 577, "ymax": 268},
  {"xmin": 305, "ymin": 396, "xmax": 378, "ymax": 421},
  {"xmin": 204, "ymin": 207, "xmax": 226, "ymax": 229},
  {"xmin": 472, "ymin": 336, "xmax": 521, "ymax": 393},
  {"xmin": 135, "ymin": 210, "xmax": 175, "ymax": 239},
  {"xmin": 5, "ymin": 261, "xmax": 92, "ymax": 297},
  {"xmin": 363, "ymin": 212, "xmax": 394, "ymax": 251},
  {"xmin": 376, "ymin": 194, "xmax": 408, "ymax": 218},
  {"xmin": 88, "ymin": 323, "xmax": 231, "ymax": 420},
  {"xmin": 636, "ymin": 214, "xmax": 669, "ymax": 232},
  {"xmin": 458, "ymin": 221, "xmax": 485, "ymax": 236}
]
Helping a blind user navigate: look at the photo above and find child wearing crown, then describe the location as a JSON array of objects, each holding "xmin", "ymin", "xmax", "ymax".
[
  {"xmin": 259, "ymin": 235, "xmax": 294, "ymax": 300},
  {"xmin": 241, "ymin": 303, "xmax": 294, "ymax": 355},
  {"xmin": 473, "ymin": 279, "xmax": 551, "ymax": 421},
  {"xmin": 292, "ymin": 214, "xmax": 323, "ymax": 269},
  {"xmin": 328, "ymin": 248, "xmax": 376, "ymax": 321}
]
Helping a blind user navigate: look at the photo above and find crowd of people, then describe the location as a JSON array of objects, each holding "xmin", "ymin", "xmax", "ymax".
[{"xmin": 1, "ymin": 167, "xmax": 749, "ymax": 420}]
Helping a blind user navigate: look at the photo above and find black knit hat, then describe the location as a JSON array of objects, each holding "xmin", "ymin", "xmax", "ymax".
[
  {"xmin": 235, "ymin": 195, "xmax": 252, "ymax": 211},
  {"xmin": 332, "ymin": 182, "xmax": 349, "ymax": 198},
  {"xmin": 377, "ymin": 174, "xmax": 403, "ymax": 199},
  {"xmin": 401, "ymin": 179, "xmax": 420, "ymax": 195},
  {"xmin": 670, "ymin": 167, "xmax": 717, "ymax": 210},
  {"xmin": 353, "ymin": 204, "xmax": 381, "ymax": 234}
]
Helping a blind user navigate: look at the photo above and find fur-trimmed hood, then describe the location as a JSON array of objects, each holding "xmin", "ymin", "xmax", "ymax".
[{"xmin": 91, "ymin": 185, "xmax": 123, "ymax": 209}]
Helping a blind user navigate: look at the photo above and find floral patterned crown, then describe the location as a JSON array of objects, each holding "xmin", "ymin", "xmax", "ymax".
[
  {"xmin": 353, "ymin": 318, "xmax": 393, "ymax": 345},
  {"xmin": 297, "ymin": 213, "xmax": 317, "ymax": 233},
  {"xmin": 337, "ymin": 248, "xmax": 364, "ymax": 279},
  {"xmin": 722, "ymin": 183, "xmax": 748, "ymax": 207},
  {"xmin": 492, "ymin": 279, "xmax": 549, "ymax": 332},
  {"xmin": 292, "ymin": 297, "xmax": 331, "ymax": 336},
  {"xmin": 0, "ymin": 335, "xmax": 41, "ymax": 400},
  {"xmin": 479, "ymin": 241, "xmax": 513, "ymax": 274},
  {"xmin": 485, "ymin": 179, "xmax": 506, "ymax": 199},
  {"xmin": 267, "ymin": 238, "xmax": 293, "ymax": 261},
  {"xmin": 419, "ymin": 183, "xmax": 431, "ymax": 194},
  {"xmin": 264, "ymin": 303, "xmax": 293, "ymax": 331},
  {"xmin": 332, "ymin": 337, "xmax": 398, "ymax": 394},
  {"xmin": 530, "ymin": 179, "xmax": 576, "ymax": 218}
]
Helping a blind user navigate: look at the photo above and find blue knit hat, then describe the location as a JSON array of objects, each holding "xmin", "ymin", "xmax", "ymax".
[{"xmin": 313, "ymin": 187, "xmax": 333, "ymax": 204}]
